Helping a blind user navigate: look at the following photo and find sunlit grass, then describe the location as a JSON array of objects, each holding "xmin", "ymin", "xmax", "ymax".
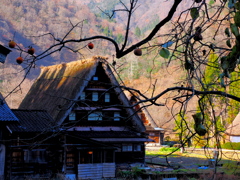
[
  {"xmin": 144, "ymin": 147, "xmax": 240, "ymax": 178},
  {"xmin": 146, "ymin": 147, "xmax": 240, "ymax": 161},
  {"xmin": 146, "ymin": 150, "xmax": 209, "ymax": 159}
]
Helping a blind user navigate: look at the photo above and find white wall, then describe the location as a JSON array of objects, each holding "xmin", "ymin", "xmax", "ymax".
[{"xmin": 230, "ymin": 136, "xmax": 240, "ymax": 142}]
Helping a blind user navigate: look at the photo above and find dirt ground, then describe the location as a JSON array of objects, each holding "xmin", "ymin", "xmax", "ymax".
[
  {"xmin": 145, "ymin": 147, "xmax": 238, "ymax": 170},
  {"xmin": 146, "ymin": 154, "xmax": 212, "ymax": 170}
]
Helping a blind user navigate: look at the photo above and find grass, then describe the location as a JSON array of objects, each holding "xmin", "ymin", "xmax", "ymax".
[
  {"xmin": 146, "ymin": 149, "xmax": 207, "ymax": 159},
  {"xmin": 146, "ymin": 147, "xmax": 180, "ymax": 157},
  {"xmin": 146, "ymin": 147, "xmax": 240, "ymax": 160}
]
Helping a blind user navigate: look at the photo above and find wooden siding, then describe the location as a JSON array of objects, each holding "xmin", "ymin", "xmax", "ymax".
[
  {"xmin": 78, "ymin": 163, "xmax": 115, "ymax": 179},
  {"xmin": 0, "ymin": 144, "xmax": 5, "ymax": 179}
]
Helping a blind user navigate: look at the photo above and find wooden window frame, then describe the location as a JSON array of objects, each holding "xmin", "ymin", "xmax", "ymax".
[
  {"xmin": 133, "ymin": 144, "xmax": 141, "ymax": 152},
  {"xmin": 80, "ymin": 92, "xmax": 86, "ymax": 100},
  {"xmin": 93, "ymin": 76, "xmax": 98, "ymax": 81},
  {"xmin": 23, "ymin": 149, "xmax": 46, "ymax": 163},
  {"xmin": 122, "ymin": 144, "xmax": 132, "ymax": 152},
  {"xmin": 88, "ymin": 111, "xmax": 102, "ymax": 121},
  {"xmin": 105, "ymin": 93, "xmax": 110, "ymax": 102},
  {"xmin": 92, "ymin": 92, "xmax": 98, "ymax": 101},
  {"xmin": 69, "ymin": 111, "xmax": 76, "ymax": 121},
  {"xmin": 113, "ymin": 112, "xmax": 120, "ymax": 121}
]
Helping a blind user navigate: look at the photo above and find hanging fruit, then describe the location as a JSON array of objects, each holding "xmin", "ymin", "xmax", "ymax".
[
  {"xmin": 8, "ymin": 40, "xmax": 16, "ymax": 48},
  {"xmin": 16, "ymin": 57, "xmax": 24, "ymax": 64},
  {"xmin": 192, "ymin": 113, "xmax": 207, "ymax": 136},
  {"xmin": 134, "ymin": 47, "xmax": 142, "ymax": 56},
  {"xmin": 28, "ymin": 47, "xmax": 35, "ymax": 55},
  {"xmin": 88, "ymin": 42, "xmax": 94, "ymax": 49},
  {"xmin": 193, "ymin": 26, "xmax": 203, "ymax": 41},
  {"xmin": 202, "ymin": 49, "xmax": 206, "ymax": 56}
]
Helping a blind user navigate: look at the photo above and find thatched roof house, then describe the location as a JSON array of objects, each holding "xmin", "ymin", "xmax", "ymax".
[
  {"xmin": 225, "ymin": 113, "xmax": 240, "ymax": 137},
  {"xmin": 19, "ymin": 56, "xmax": 145, "ymax": 132}
]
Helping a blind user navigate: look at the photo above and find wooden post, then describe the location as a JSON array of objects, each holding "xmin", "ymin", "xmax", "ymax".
[
  {"xmin": 0, "ymin": 144, "xmax": 6, "ymax": 180},
  {"xmin": 113, "ymin": 150, "xmax": 115, "ymax": 163},
  {"xmin": 159, "ymin": 132, "xmax": 164, "ymax": 145},
  {"xmin": 63, "ymin": 135, "xmax": 66, "ymax": 173}
]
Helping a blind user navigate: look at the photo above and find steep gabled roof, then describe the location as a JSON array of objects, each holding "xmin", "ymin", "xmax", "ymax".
[
  {"xmin": 19, "ymin": 56, "xmax": 145, "ymax": 132},
  {"xmin": 0, "ymin": 93, "xmax": 19, "ymax": 122},
  {"xmin": 126, "ymin": 92, "xmax": 162, "ymax": 130},
  {"xmin": 8, "ymin": 109, "xmax": 55, "ymax": 132},
  {"xmin": 225, "ymin": 112, "xmax": 240, "ymax": 136},
  {"xmin": 140, "ymin": 103, "xmax": 158, "ymax": 128}
]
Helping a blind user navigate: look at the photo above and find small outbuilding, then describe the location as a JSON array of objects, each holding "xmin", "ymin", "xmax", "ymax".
[
  {"xmin": 225, "ymin": 112, "xmax": 240, "ymax": 142},
  {"xmin": 0, "ymin": 93, "xmax": 19, "ymax": 179}
]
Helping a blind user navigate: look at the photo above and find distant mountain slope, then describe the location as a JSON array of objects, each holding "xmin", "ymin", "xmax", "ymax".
[
  {"xmin": 124, "ymin": 63, "xmax": 197, "ymax": 132},
  {"xmin": 0, "ymin": 0, "xmax": 194, "ymax": 66},
  {"xmin": 0, "ymin": 0, "xmax": 194, "ymax": 117}
]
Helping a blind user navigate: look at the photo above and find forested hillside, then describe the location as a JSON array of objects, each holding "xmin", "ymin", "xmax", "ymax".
[
  {"xmin": 0, "ymin": 0, "xmax": 238, "ymax": 135},
  {"xmin": 0, "ymin": 0, "xmax": 191, "ymax": 107}
]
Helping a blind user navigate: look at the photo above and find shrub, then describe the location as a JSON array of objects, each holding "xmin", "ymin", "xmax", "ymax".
[
  {"xmin": 222, "ymin": 161, "xmax": 240, "ymax": 176},
  {"xmin": 222, "ymin": 142, "xmax": 240, "ymax": 150},
  {"xmin": 164, "ymin": 141, "xmax": 178, "ymax": 147},
  {"xmin": 116, "ymin": 167, "xmax": 145, "ymax": 179}
]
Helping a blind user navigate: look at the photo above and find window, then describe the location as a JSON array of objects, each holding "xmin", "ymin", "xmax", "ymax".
[
  {"xmin": 92, "ymin": 92, "xmax": 98, "ymax": 101},
  {"xmin": 114, "ymin": 112, "xmax": 120, "ymax": 121},
  {"xmin": 122, "ymin": 144, "xmax": 132, "ymax": 152},
  {"xmin": 105, "ymin": 93, "xmax": 110, "ymax": 102},
  {"xmin": 69, "ymin": 111, "xmax": 76, "ymax": 121},
  {"xmin": 133, "ymin": 144, "xmax": 141, "ymax": 151},
  {"xmin": 12, "ymin": 150, "xmax": 23, "ymax": 163},
  {"xmin": 31, "ymin": 149, "xmax": 46, "ymax": 163},
  {"xmin": 24, "ymin": 149, "xmax": 46, "ymax": 163},
  {"xmin": 66, "ymin": 152, "xmax": 75, "ymax": 168},
  {"xmin": 93, "ymin": 76, "xmax": 98, "ymax": 81},
  {"xmin": 88, "ymin": 112, "xmax": 102, "ymax": 121},
  {"xmin": 24, "ymin": 150, "xmax": 30, "ymax": 162},
  {"xmin": 80, "ymin": 92, "xmax": 85, "ymax": 100}
]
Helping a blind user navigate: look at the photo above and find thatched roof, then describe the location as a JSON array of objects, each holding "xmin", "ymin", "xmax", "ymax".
[
  {"xmin": 225, "ymin": 113, "xmax": 240, "ymax": 136},
  {"xmin": 125, "ymin": 92, "xmax": 161, "ymax": 130},
  {"xmin": 140, "ymin": 103, "xmax": 158, "ymax": 128},
  {"xmin": 19, "ymin": 56, "xmax": 145, "ymax": 132}
]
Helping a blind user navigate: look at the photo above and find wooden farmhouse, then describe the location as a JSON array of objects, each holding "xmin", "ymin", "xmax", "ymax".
[
  {"xmin": 0, "ymin": 94, "xmax": 19, "ymax": 179},
  {"xmin": 4, "ymin": 109, "xmax": 57, "ymax": 179},
  {"xmin": 225, "ymin": 112, "xmax": 240, "ymax": 142},
  {"xmin": 16, "ymin": 56, "xmax": 151, "ymax": 179}
]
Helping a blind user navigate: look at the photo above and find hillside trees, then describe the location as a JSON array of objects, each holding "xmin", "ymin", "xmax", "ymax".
[
  {"xmin": 4, "ymin": 0, "xmax": 240, "ymax": 163},
  {"xmin": 0, "ymin": 64, "xmax": 32, "ymax": 108}
]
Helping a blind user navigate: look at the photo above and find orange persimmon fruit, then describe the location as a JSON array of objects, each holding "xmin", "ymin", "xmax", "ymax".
[
  {"xmin": 134, "ymin": 48, "xmax": 142, "ymax": 56},
  {"xmin": 16, "ymin": 57, "xmax": 24, "ymax": 64},
  {"xmin": 88, "ymin": 42, "xmax": 94, "ymax": 49},
  {"xmin": 8, "ymin": 40, "xmax": 16, "ymax": 48}
]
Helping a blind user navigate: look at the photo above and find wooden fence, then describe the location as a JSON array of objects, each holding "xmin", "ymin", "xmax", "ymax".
[{"xmin": 78, "ymin": 163, "xmax": 115, "ymax": 179}]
